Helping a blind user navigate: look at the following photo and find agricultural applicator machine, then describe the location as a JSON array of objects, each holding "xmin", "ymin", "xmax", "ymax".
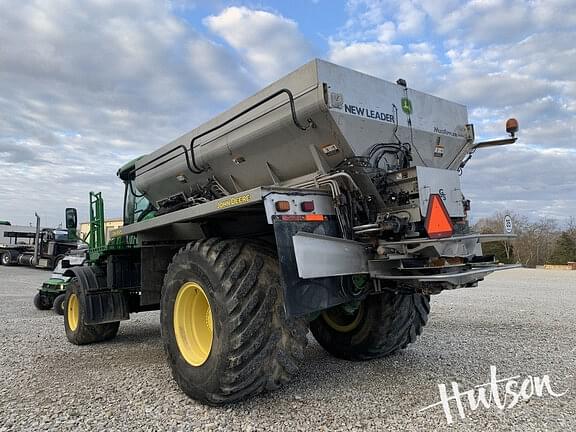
[{"xmin": 60, "ymin": 59, "xmax": 519, "ymax": 405}]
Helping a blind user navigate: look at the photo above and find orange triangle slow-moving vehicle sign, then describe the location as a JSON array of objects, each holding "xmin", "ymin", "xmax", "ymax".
[{"xmin": 425, "ymin": 194, "xmax": 454, "ymax": 239}]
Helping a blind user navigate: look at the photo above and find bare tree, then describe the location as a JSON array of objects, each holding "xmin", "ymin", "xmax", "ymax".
[
  {"xmin": 475, "ymin": 212, "xmax": 560, "ymax": 267},
  {"xmin": 566, "ymin": 217, "xmax": 576, "ymax": 242},
  {"xmin": 474, "ymin": 211, "xmax": 525, "ymax": 264}
]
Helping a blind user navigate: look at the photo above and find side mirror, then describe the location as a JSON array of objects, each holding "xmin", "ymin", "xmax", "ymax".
[{"xmin": 65, "ymin": 208, "xmax": 78, "ymax": 229}]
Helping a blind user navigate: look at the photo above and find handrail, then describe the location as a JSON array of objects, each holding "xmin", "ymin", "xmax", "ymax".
[{"xmin": 135, "ymin": 88, "xmax": 314, "ymax": 177}]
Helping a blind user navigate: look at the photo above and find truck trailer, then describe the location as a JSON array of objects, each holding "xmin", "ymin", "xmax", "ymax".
[{"xmin": 61, "ymin": 59, "xmax": 519, "ymax": 405}]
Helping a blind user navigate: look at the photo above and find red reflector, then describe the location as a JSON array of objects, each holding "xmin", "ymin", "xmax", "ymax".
[
  {"xmin": 279, "ymin": 214, "xmax": 325, "ymax": 222},
  {"xmin": 425, "ymin": 194, "xmax": 453, "ymax": 239},
  {"xmin": 304, "ymin": 214, "xmax": 324, "ymax": 222},
  {"xmin": 301, "ymin": 201, "xmax": 315, "ymax": 212}
]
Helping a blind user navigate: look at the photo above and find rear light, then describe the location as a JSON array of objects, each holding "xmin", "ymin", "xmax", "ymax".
[
  {"xmin": 425, "ymin": 194, "xmax": 453, "ymax": 239},
  {"xmin": 275, "ymin": 200, "xmax": 290, "ymax": 212},
  {"xmin": 304, "ymin": 214, "xmax": 324, "ymax": 222},
  {"xmin": 300, "ymin": 201, "xmax": 315, "ymax": 212},
  {"xmin": 506, "ymin": 118, "xmax": 519, "ymax": 137}
]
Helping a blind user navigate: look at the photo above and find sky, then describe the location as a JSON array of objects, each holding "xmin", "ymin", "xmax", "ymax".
[{"xmin": 0, "ymin": 0, "xmax": 574, "ymax": 227}]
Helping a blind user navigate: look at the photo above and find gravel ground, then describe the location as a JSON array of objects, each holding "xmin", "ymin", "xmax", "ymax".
[{"xmin": 0, "ymin": 266, "xmax": 574, "ymax": 431}]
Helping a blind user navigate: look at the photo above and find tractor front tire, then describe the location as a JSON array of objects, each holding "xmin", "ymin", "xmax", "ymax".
[
  {"xmin": 53, "ymin": 294, "xmax": 66, "ymax": 315},
  {"xmin": 310, "ymin": 291, "xmax": 429, "ymax": 360},
  {"xmin": 161, "ymin": 239, "xmax": 307, "ymax": 405},
  {"xmin": 64, "ymin": 279, "xmax": 120, "ymax": 344},
  {"xmin": 33, "ymin": 292, "xmax": 52, "ymax": 310}
]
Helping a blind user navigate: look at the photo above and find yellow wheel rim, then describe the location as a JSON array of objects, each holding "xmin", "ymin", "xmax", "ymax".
[
  {"xmin": 67, "ymin": 293, "xmax": 79, "ymax": 331},
  {"xmin": 173, "ymin": 281, "xmax": 213, "ymax": 366},
  {"xmin": 322, "ymin": 303, "xmax": 364, "ymax": 333}
]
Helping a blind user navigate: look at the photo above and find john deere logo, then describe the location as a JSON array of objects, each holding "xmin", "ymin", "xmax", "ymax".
[{"xmin": 401, "ymin": 97, "xmax": 413, "ymax": 115}]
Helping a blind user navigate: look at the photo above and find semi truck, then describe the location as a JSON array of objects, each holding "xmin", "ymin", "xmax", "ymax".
[
  {"xmin": 61, "ymin": 59, "xmax": 519, "ymax": 405},
  {"xmin": 0, "ymin": 213, "xmax": 79, "ymax": 269}
]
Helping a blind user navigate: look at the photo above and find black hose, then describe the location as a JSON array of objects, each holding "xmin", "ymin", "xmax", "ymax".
[{"xmin": 135, "ymin": 88, "xmax": 314, "ymax": 177}]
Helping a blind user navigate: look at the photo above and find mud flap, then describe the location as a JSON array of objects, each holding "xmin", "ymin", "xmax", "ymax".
[
  {"xmin": 64, "ymin": 265, "xmax": 130, "ymax": 324},
  {"xmin": 84, "ymin": 291, "xmax": 129, "ymax": 324},
  {"xmin": 273, "ymin": 216, "xmax": 353, "ymax": 317}
]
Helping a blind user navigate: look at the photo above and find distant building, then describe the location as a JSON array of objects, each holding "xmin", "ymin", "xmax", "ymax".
[{"xmin": 79, "ymin": 218, "xmax": 123, "ymax": 243}]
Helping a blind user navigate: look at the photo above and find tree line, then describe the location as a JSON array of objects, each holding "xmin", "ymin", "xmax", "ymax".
[{"xmin": 474, "ymin": 212, "xmax": 576, "ymax": 267}]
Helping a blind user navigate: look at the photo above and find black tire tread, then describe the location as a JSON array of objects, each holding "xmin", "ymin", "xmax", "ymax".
[
  {"xmin": 162, "ymin": 238, "xmax": 307, "ymax": 405},
  {"xmin": 33, "ymin": 292, "xmax": 52, "ymax": 310},
  {"xmin": 64, "ymin": 279, "xmax": 120, "ymax": 345},
  {"xmin": 53, "ymin": 293, "xmax": 66, "ymax": 315},
  {"xmin": 310, "ymin": 291, "xmax": 429, "ymax": 360},
  {"xmin": 2, "ymin": 251, "xmax": 13, "ymax": 266}
]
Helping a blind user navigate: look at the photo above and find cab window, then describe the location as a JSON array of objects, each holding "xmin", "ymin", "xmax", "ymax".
[
  {"xmin": 124, "ymin": 182, "xmax": 151, "ymax": 225},
  {"xmin": 53, "ymin": 230, "xmax": 69, "ymax": 241}
]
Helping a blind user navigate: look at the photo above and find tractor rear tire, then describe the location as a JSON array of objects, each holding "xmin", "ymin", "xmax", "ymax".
[
  {"xmin": 53, "ymin": 294, "xmax": 66, "ymax": 315},
  {"xmin": 310, "ymin": 291, "xmax": 429, "ymax": 360},
  {"xmin": 161, "ymin": 239, "xmax": 307, "ymax": 405},
  {"xmin": 64, "ymin": 279, "xmax": 120, "ymax": 344},
  {"xmin": 33, "ymin": 292, "xmax": 52, "ymax": 310}
]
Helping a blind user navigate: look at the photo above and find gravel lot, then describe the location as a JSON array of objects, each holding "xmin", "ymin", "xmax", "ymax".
[{"xmin": 0, "ymin": 266, "xmax": 574, "ymax": 431}]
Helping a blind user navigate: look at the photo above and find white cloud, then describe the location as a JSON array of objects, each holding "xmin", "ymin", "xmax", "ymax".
[
  {"xmin": 342, "ymin": 0, "xmax": 431, "ymax": 38},
  {"xmin": 327, "ymin": 39, "xmax": 443, "ymax": 91},
  {"xmin": 436, "ymin": 0, "xmax": 530, "ymax": 44},
  {"xmin": 438, "ymin": 73, "xmax": 556, "ymax": 107},
  {"xmin": 332, "ymin": 0, "xmax": 575, "ymax": 221},
  {"xmin": 433, "ymin": 0, "xmax": 576, "ymax": 45},
  {"xmin": 0, "ymin": 2, "xmax": 317, "ymax": 225},
  {"xmin": 345, "ymin": 0, "xmax": 389, "ymax": 31},
  {"xmin": 396, "ymin": 1, "xmax": 425, "ymax": 35},
  {"xmin": 376, "ymin": 21, "xmax": 396, "ymax": 42},
  {"xmin": 204, "ymin": 6, "xmax": 314, "ymax": 84},
  {"xmin": 438, "ymin": 31, "xmax": 575, "ymax": 150},
  {"xmin": 0, "ymin": 0, "xmax": 253, "ymax": 224},
  {"xmin": 462, "ymin": 145, "xmax": 576, "ymax": 220},
  {"xmin": 414, "ymin": 0, "xmax": 460, "ymax": 21},
  {"xmin": 185, "ymin": 38, "xmax": 254, "ymax": 102},
  {"xmin": 0, "ymin": 0, "xmax": 574, "ymax": 225}
]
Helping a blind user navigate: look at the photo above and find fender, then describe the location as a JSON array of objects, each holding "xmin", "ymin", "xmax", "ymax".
[
  {"xmin": 62, "ymin": 265, "xmax": 102, "ymax": 292},
  {"xmin": 63, "ymin": 265, "xmax": 129, "ymax": 324}
]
